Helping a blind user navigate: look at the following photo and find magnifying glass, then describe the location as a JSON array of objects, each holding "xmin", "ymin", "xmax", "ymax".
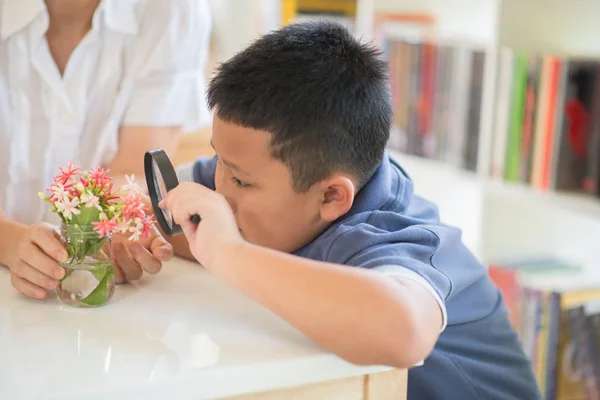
[{"xmin": 144, "ymin": 148, "xmax": 200, "ymax": 236}]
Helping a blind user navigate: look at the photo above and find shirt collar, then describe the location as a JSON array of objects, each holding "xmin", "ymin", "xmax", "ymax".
[
  {"xmin": 291, "ymin": 151, "xmax": 413, "ymax": 257},
  {"xmin": 99, "ymin": 0, "xmax": 139, "ymax": 35},
  {"xmin": 347, "ymin": 151, "xmax": 412, "ymax": 216},
  {"xmin": 0, "ymin": 0, "xmax": 45, "ymax": 40},
  {"xmin": 0, "ymin": 0, "xmax": 139, "ymax": 41}
]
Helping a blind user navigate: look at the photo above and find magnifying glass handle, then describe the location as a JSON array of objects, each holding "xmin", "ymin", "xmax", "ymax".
[{"xmin": 191, "ymin": 214, "xmax": 201, "ymax": 225}]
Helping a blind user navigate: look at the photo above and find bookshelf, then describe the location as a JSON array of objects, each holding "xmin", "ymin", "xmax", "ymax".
[{"xmin": 355, "ymin": 0, "xmax": 600, "ymax": 275}]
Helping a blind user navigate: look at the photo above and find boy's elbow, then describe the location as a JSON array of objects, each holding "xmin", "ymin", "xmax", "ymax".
[
  {"xmin": 384, "ymin": 320, "xmax": 435, "ymax": 368},
  {"xmin": 340, "ymin": 318, "xmax": 436, "ymax": 369},
  {"xmin": 389, "ymin": 330, "xmax": 434, "ymax": 368}
]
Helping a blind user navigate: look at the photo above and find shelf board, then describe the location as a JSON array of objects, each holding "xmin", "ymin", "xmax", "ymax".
[
  {"xmin": 389, "ymin": 151, "xmax": 480, "ymax": 184},
  {"xmin": 485, "ymin": 179, "xmax": 600, "ymax": 220},
  {"xmin": 390, "ymin": 151, "xmax": 600, "ymax": 220}
]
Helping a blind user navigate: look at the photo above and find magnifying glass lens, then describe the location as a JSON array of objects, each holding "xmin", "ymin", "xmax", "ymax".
[
  {"xmin": 145, "ymin": 148, "xmax": 199, "ymax": 236},
  {"xmin": 152, "ymin": 159, "xmax": 173, "ymax": 230}
]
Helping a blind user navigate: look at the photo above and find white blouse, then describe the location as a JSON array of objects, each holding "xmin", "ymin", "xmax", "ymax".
[{"xmin": 0, "ymin": 0, "xmax": 212, "ymax": 225}]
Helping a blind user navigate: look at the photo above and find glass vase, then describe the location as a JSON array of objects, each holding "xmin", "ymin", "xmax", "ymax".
[{"xmin": 57, "ymin": 223, "xmax": 115, "ymax": 308}]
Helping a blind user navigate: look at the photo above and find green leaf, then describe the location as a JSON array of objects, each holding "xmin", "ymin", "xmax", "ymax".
[
  {"xmin": 88, "ymin": 266, "xmax": 106, "ymax": 282},
  {"xmin": 72, "ymin": 207, "xmax": 101, "ymax": 226},
  {"xmin": 80, "ymin": 264, "xmax": 114, "ymax": 306},
  {"xmin": 87, "ymin": 237, "xmax": 108, "ymax": 257},
  {"xmin": 62, "ymin": 224, "xmax": 107, "ymax": 263}
]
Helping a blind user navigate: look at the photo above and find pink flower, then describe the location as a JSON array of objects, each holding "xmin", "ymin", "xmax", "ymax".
[
  {"xmin": 126, "ymin": 215, "xmax": 154, "ymax": 241},
  {"xmin": 92, "ymin": 213, "xmax": 119, "ymax": 238},
  {"xmin": 122, "ymin": 193, "xmax": 146, "ymax": 221},
  {"xmin": 80, "ymin": 191, "xmax": 102, "ymax": 211},
  {"xmin": 49, "ymin": 182, "xmax": 69, "ymax": 202},
  {"xmin": 128, "ymin": 218, "xmax": 144, "ymax": 241},
  {"xmin": 55, "ymin": 196, "xmax": 81, "ymax": 221},
  {"xmin": 121, "ymin": 175, "xmax": 143, "ymax": 194},
  {"xmin": 67, "ymin": 187, "xmax": 80, "ymax": 198},
  {"xmin": 56, "ymin": 161, "xmax": 80, "ymax": 185},
  {"xmin": 141, "ymin": 215, "xmax": 155, "ymax": 239},
  {"xmin": 47, "ymin": 180, "xmax": 74, "ymax": 201},
  {"xmin": 42, "ymin": 162, "xmax": 154, "ymax": 242},
  {"xmin": 88, "ymin": 167, "xmax": 111, "ymax": 189},
  {"xmin": 103, "ymin": 183, "xmax": 115, "ymax": 198}
]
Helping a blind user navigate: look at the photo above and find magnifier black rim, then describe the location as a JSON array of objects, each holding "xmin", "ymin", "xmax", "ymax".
[{"xmin": 144, "ymin": 148, "xmax": 183, "ymax": 236}]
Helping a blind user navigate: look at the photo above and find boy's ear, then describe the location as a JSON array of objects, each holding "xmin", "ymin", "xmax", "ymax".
[{"xmin": 318, "ymin": 176, "xmax": 355, "ymax": 222}]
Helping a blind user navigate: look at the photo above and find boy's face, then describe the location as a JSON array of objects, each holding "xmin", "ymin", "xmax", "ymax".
[{"xmin": 210, "ymin": 116, "xmax": 349, "ymax": 253}]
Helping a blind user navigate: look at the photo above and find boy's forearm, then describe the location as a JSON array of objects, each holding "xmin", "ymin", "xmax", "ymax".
[
  {"xmin": 0, "ymin": 211, "xmax": 27, "ymax": 267},
  {"xmin": 210, "ymin": 241, "xmax": 432, "ymax": 368}
]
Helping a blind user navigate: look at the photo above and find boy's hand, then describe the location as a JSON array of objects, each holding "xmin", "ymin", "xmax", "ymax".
[
  {"xmin": 110, "ymin": 226, "xmax": 173, "ymax": 283},
  {"xmin": 9, "ymin": 222, "xmax": 67, "ymax": 299},
  {"xmin": 159, "ymin": 182, "xmax": 243, "ymax": 267}
]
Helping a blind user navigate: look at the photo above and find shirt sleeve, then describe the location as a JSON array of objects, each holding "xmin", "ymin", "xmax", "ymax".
[
  {"xmin": 122, "ymin": 0, "xmax": 212, "ymax": 131},
  {"xmin": 325, "ymin": 223, "xmax": 455, "ymax": 329},
  {"xmin": 176, "ymin": 156, "xmax": 217, "ymax": 189},
  {"xmin": 176, "ymin": 162, "xmax": 195, "ymax": 183},
  {"xmin": 371, "ymin": 265, "xmax": 447, "ymax": 332}
]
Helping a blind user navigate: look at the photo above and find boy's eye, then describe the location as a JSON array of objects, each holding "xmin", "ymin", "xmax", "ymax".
[{"xmin": 232, "ymin": 177, "xmax": 251, "ymax": 188}]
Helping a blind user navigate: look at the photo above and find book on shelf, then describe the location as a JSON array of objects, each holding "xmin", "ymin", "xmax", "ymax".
[
  {"xmin": 566, "ymin": 304, "xmax": 600, "ymax": 399},
  {"xmin": 489, "ymin": 259, "xmax": 600, "ymax": 400},
  {"xmin": 493, "ymin": 50, "xmax": 600, "ymax": 198},
  {"xmin": 380, "ymin": 28, "xmax": 600, "ymax": 203},
  {"xmin": 382, "ymin": 35, "xmax": 487, "ymax": 173},
  {"xmin": 282, "ymin": 0, "xmax": 356, "ymax": 32}
]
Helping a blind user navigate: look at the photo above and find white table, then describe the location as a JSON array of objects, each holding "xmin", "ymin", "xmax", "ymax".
[{"xmin": 0, "ymin": 257, "xmax": 406, "ymax": 400}]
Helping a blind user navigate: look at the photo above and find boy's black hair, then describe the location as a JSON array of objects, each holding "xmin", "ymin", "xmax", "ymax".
[{"xmin": 207, "ymin": 20, "xmax": 392, "ymax": 191}]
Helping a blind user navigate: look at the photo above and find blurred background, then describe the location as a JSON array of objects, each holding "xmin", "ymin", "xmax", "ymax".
[{"xmin": 177, "ymin": 2, "xmax": 600, "ymax": 397}]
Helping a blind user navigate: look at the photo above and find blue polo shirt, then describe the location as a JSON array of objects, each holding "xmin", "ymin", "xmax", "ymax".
[{"xmin": 181, "ymin": 153, "xmax": 541, "ymax": 400}]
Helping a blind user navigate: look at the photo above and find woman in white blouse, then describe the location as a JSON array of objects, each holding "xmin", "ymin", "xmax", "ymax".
[{"xmin": 0, "ymin": 0, "xmax": 212, "ymax": 299}]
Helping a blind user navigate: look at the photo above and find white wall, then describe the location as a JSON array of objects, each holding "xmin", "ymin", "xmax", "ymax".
[
  {"xmin": 390, "ymin": 152, "xmax": 486, "ymax": 260},
  {"xmin": 371, "ymin": 0, "xmax": 499, "ymax": 44},
  {"xmin": 399, "ymin": 153, "xmax": 600, "ymax": 271},
  {"xmin": 208, "ymin": 0, "xmax": 282, "ymax": 61},
  {"xmin": 498, "ymin": 0, "xmax": 600, "ymax": 55}
]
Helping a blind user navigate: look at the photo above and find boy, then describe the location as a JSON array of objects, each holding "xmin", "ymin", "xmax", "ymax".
[{"xmin": 161, "ymin": 21, "xmax": 541, "ymax": 399}]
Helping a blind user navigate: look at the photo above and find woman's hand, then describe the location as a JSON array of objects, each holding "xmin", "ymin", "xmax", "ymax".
[
  {"xmin": 9, "ymin": 222, "xmax": 67, "ymax": 299},
  {"xmin": 110, "ymin": 225, "xmax": 173, "ymax": 283},
  {"xmin": 8, "ymin": 220, "xmax": 174, "ymax": 298}
]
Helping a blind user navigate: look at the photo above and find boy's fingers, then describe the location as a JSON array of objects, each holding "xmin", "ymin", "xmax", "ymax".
[
  {"xmin": 11, "ymin": 272, "xmax": 47, "ymax": 299},
  {"xmin": 161, "ymin": 183, "xmax": 210, "ymax": 212},
  {"xmin": 170, "ymin": 196, "xmax": 201, "ymax": 226},
  {"xmin": 160, "ymin": 185, "xmax": 180, "ymax": 207},
  {"xmin": 180, "ymin": 222, "xmax": 197, "ymax": 244}
]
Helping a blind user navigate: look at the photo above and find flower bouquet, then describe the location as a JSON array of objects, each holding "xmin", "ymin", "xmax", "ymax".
[{"xmin": 39, "ymin": 162, "xmax": 155, "ymax": 307}]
